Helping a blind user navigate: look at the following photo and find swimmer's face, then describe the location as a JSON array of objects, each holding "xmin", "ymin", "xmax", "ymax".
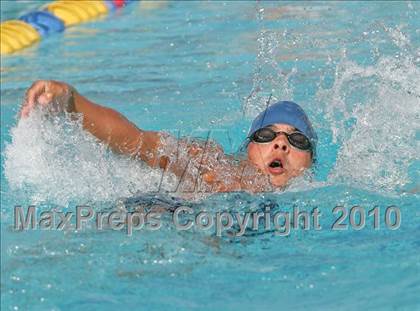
[{"xmin": 247, "ymin": 124, "xmax": 312, "ymax": 187}]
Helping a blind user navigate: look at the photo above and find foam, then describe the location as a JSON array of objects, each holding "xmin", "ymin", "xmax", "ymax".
[
  {"xmin": 4, "ymin": 109, "xmax": 178, "ymax": 206},
  {"xmin": 321, "ymin": 27, "xmax": 419, "ymax": 193}
]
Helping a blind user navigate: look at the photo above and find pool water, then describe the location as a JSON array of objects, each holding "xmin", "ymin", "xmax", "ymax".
[{"xmin": 1, "ymin": 1, "xmax": 419, "ymax": 310}]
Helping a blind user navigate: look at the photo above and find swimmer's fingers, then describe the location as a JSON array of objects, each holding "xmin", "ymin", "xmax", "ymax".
[
  {"xmin": 40, "ymin": 81, "xmax": 73, "ymax": 111},
  {"xmin": 20, "ymin": 80, "xmax": 74, "ymax": 118},
  {"xmin": 20, "ymin": 80, "xmax": 68, "ymax": 118},
  {"xmin": 21, "ymin": 80, "xmax": 49, "ymax": 118}
]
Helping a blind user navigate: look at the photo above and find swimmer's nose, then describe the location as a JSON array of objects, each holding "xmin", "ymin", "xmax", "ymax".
[{"xmin": 273, "ymin": 136, "xmax": 290, "ymax": 153}]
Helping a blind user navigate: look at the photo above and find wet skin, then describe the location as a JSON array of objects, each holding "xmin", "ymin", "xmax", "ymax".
[
  {"xmin": 20, "ymin": 80, "xmax": 313, "ymax": 193},
  {"xmin": 247, "ymin": 124, "xmax": 312, "ymax": 187}
]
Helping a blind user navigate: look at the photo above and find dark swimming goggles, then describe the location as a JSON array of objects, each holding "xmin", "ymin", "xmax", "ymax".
[{"xmin": 249, "ymin": 127, "xmax": 312, "ymax": 151}]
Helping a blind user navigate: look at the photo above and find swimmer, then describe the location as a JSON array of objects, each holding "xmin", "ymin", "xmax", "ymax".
[{"xmin": 20, "ymin": 80, "xmax": 317, "ymax": 193}]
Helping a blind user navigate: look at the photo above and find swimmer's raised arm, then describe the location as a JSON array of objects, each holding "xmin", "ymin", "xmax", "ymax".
[
  {"xmin": 20, "ymin": 80, "xmax": 165, "ymax": 168},
  {"xmin": 20, "ymin": 83, "xmax": 317, "ymax": 193},
  {"xmin": 20, "ymin": 80, "xmax": 268, "ymax": 193}
]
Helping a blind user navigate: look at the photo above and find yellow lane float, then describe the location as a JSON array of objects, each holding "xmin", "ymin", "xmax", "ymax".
[
  {"xmin": 46, "ymin": 1, "xmax": 108, "ymax": 27},
  {"xmin": 1, "ymin": 0, "xmax": 133, "ymax": 55},
  {"xmin": 0, "ymin": 20, "xmax": 40, "ymax": 54}
]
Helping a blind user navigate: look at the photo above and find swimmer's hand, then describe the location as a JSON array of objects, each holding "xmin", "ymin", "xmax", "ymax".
[
  {"xmin": 20, "ymin": 80, "xmax": 75, "ymax": 118},
  {"xmin": 20, "ymin": 79, "xmax": 161, "ymax": 165},
  {"xmin": 19, "ymin": 80, "xmax": 260, "ymax": 194}
]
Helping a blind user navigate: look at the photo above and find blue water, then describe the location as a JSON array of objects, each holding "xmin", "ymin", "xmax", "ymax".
[{"xmin": 1, "ymin": 1, "xmax": 419, "ymax": 310}]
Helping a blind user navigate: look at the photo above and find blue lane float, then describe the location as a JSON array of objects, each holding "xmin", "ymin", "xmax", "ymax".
[
  {"xmin": 103, "ymin": 0, "xmax": 117, "ymax": 11},
  {"xmin": 1, "ymin": 0, "xmax": 135, "ymax": 55},
  {"xmin": 19, "ymin": 11, "xmax": 65, "ymax": 37}
]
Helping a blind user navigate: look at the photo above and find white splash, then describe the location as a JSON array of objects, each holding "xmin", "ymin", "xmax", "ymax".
[
  {"xmin": 242, "ymin": 6, "xmax": 296, "ymax": 118},
  {"xmin": 3, "ymin": 110, "xmax": 177, "ymax": 206},
  {"xmin": 321, "ymin": 26, "xmax": 420, "ymax": 192}
]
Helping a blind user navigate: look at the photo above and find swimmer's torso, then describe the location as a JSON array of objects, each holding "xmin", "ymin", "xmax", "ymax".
[{"xmin": 156, "ymin": 134, "xmax": 274, "ymax": 193}]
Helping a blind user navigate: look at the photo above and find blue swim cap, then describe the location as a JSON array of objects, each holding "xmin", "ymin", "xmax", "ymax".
[{"xmin": 248, "ymin": 101, "xmax": 317, "ymax": 156}]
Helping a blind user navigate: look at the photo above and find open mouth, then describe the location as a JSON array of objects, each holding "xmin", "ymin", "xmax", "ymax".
[
  {"xmin": 269, "ymin": 159, "xmax": 283, "ymax": 168},
  {"xmin": 267, "ymin": 159, "xmax": 285, "ymax": 175}
]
